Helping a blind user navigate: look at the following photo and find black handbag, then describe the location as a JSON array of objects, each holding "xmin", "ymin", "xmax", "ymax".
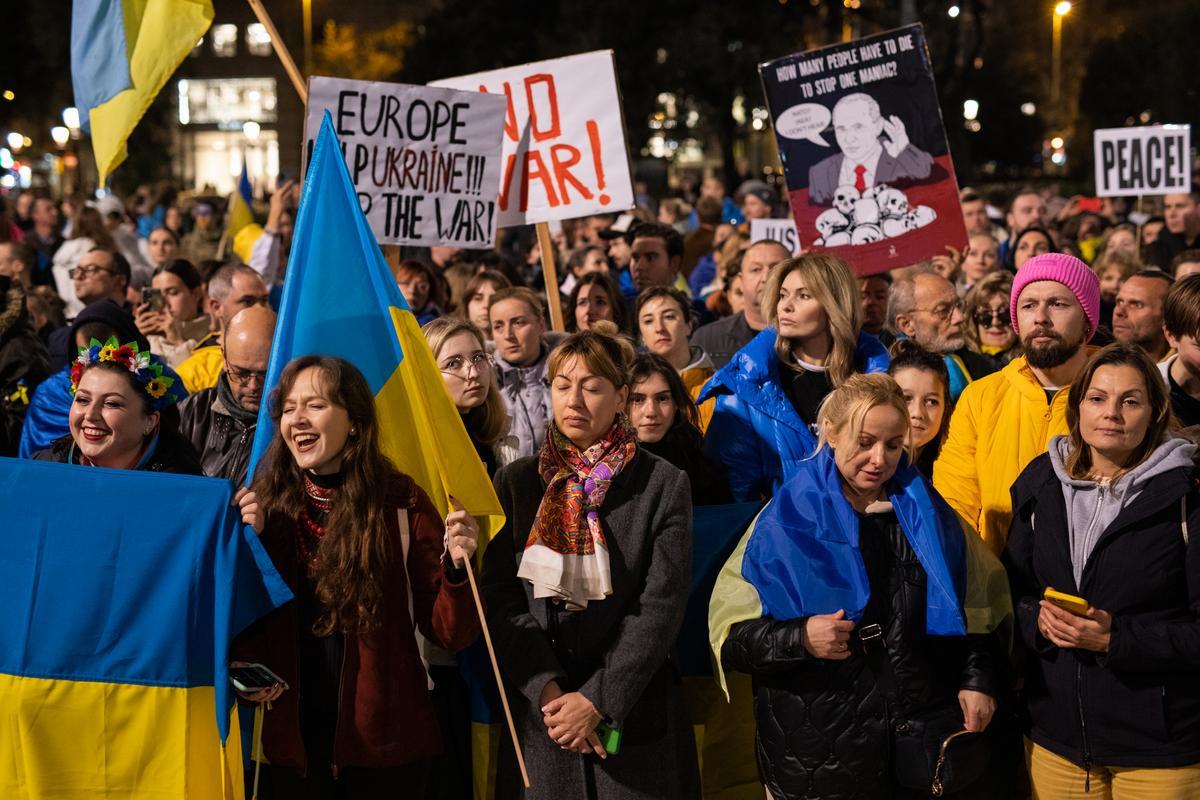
[{"xmin": 861, "ymin": 623, "xmax": 990, "ymax": 797}]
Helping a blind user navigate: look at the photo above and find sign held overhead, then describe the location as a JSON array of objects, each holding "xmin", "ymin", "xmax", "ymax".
[
  {"xmin": 1093, "ymin": 125, "xmax": 1191, "ymax": 198},
  {"xmin": 304, "ymin": 76, "xmax": 507, "ymax": 248},
  {"xmin": 432, "ymin": 50, "xmax": 634, "ymax": 227}
]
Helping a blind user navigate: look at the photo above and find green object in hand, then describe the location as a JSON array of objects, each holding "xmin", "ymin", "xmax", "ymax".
[{"xmin": 596, "ymin": 722, "xmax": 622, "ymax": 755}]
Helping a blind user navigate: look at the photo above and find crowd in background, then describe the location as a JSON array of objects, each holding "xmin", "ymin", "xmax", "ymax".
[{"xmin": 2, "ymin": 172, "xmax": 1200, "ymax": 800}]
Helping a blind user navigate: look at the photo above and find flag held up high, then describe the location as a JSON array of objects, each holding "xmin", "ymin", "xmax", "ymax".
[
  {"xmin": 71, "ymin": 0, "xmax": 215, "ymax": 184},
  {"xmin": 247, "ymin": 110, "xmax": 504, "ymax": 541}
]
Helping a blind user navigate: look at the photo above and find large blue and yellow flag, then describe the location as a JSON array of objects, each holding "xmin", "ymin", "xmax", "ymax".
[
  {"xmin": 247, "ymin": 110, "xmax": 504, "ymax": 539},
  {"xmin": 71, "ymin": 0, "xmax": 214, "ymax": 183},
  {"xmin": 0, "ymin": 457, "xmax": 292, "ymax": 797},
  {"xmin": 708, "ymin": 448, "xmax": 1012, "ymax": 698}
]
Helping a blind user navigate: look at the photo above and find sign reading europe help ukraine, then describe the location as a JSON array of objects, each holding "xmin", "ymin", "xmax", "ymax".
[
  {"xmin": 304, "ymin": 77, "xmax": 507, "ymax": 247},
  {"xmin": 432, "ymin": 50, "xmax": 635, "ymax": 226}
]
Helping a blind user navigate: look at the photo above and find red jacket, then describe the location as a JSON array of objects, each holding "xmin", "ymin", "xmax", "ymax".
[{"xmin": 234, "ymin": 474, "xmax": 480, "ymax": 772}]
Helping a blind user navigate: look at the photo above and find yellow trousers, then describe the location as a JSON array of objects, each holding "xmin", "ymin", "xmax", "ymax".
[{"xmin": 1027, "ymin": 740, "xmax": 1200, "ymax": 799}]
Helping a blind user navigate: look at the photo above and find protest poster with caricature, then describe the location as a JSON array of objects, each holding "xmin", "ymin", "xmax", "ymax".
[{"xmin": 760, "ymin": 24, "xmax": 966, "ymax": 276}]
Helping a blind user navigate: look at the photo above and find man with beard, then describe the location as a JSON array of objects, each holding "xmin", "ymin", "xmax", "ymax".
[
  {"xmin": 934, "ymin": 253, "xmax": 1099, "ymax": 553},
  {"xmin": 889, "ymin": 269, "xmax": 995, "ymax": 400}
]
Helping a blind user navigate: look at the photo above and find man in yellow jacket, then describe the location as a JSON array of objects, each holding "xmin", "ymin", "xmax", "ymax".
[
  {"xmin": 934, "ymin": 253, "xmax": 1101, "ymax": 554},
  {"xmin": 176, "ymin": 264, "xmax": 270, "ymax": 393}
]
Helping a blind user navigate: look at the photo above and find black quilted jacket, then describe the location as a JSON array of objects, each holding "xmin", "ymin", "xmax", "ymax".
[{"xmin": 722, "ymin": 510, "xmax": 997, "ymax": 800}]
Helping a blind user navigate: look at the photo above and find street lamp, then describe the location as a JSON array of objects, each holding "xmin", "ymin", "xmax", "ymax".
[
  {"xmin": 1052, "ymin": 2, "xmax": 1071, "ymax": 105},
  {"xmin": 5, "ymin": 132, "xmax": 23, "ymax": 152},
  {"xmin": 62, "ymin": 107, "xmax": 81, "ymax": 134},
  {"xmin": 50, "ymin": 126, "xmax": 70, "ymax": 147}
]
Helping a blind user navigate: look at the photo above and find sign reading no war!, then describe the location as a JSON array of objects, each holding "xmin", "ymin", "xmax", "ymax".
[{"xmin": 1093, "ymin": 125, "xmax": 1191, "ymax": 198}]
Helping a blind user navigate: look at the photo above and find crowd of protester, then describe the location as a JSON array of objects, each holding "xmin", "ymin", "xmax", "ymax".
[{"xmin": 2, "ymin": 173, "xmax": 1200, "ymax": 800}]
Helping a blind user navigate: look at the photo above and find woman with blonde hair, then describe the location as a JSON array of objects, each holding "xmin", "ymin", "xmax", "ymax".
[
  {"xmin": 482, "ymin": 321, "xmax": 700, "ymax": 798},
  {"xmin": 711, "ymin": 372, "xmax": 1006, "ymax": 800},
  {"xmin": 423, "ymin": 315, "xmax": 517, "ymax": 475},
  {"xmin": 701, "ymin": 253, "xmax": 890, "ymax": 501}
]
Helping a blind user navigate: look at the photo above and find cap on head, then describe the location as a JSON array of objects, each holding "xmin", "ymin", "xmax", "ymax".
[{"xmin": 1010, "ymin": 252, "xmax": 1100, "ymax": 341}]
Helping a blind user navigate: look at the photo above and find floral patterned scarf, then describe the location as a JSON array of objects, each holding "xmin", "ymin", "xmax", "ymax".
[{"xmin": 517, "ymin": 417, "xmax": 637, "ymax": 610}]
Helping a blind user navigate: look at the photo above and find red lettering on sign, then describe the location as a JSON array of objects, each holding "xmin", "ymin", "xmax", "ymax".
[
  {"xmin": 524, "ymin": 74, "xmax": 561, "ymax": 142},
  {"xmin": 521, "ymin": 151, "xmax": 559, "ymax": 211},
  {"xmin": 550, "ymin": 144, "xmax": 591, "ymax": 204}
]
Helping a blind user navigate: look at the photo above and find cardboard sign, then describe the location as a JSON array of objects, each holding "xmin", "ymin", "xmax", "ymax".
[
  {"xmin": 1093, "ymin": 125, "xmax": 1191, "ymax": 198},
  {"xmin": 749, "ymin": 219, "xmax": 802, "ymax": 255},
  {"xmin": 431, "ymin": 50, "xmax": 634, "ymax": 227},
  {"xmin": 304, "ymin": 76, "xmax": 507, "ymax": 247},
  {"xmin": 759, "ymin": 24, "xmax": 966, "ymax": 277}
]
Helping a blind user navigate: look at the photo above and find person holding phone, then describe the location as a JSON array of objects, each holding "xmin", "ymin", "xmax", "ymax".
[
  {"xmin": 134, "ymin": 259, "xmax": 210, "ymax": 368},
  {"xmin": 233, "ymin": 355, "xmax": 481, "ymax": 797},
  {"xmin": 1005, "ymin": 344, "xmax": 1200, "ymax": 796},
  {"xmin": 481, "ymin": 324, "xmax": 701, "ymax": 799}
]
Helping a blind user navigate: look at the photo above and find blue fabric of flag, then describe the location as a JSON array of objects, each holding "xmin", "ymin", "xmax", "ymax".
[
  {"xmin": 742, "ymin": 448, "xmax": 967, "ymax": 635},
  {"xmin": 70, "ymin": 0, "xmax": 131, "ymax": 133},
  {"xmin": 0, "ymin": 457, "xmax": 292, "ymax": 741}
]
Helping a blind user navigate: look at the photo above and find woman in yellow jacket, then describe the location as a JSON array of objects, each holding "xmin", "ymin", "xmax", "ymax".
[{"xmin": 933, "ymin": 253, "xmax": 1101, "ymax": 554}]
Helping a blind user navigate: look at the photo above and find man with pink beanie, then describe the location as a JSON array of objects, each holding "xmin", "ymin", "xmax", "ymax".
[{"xmin": 934, "ymin": 253, "xmax": 1100, "ymax": 553}]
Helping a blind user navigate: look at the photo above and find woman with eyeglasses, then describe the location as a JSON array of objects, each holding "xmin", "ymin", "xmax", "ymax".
[
  {"xmin": 963, "ymin": 272, "xmax": 1021, "ymax": 369},
  {"xmin": 423, "ymin": 316, "xmax": 518, "ymax": 477}
]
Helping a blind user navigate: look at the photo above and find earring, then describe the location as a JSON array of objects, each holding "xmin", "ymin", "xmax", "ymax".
[{"xmin": 350, "ymin": 427, "xmax": 358, "ymax": 436}]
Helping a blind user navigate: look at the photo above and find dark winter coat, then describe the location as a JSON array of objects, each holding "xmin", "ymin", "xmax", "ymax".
[
  {"xmin": 177, "ymin": 373, "xmax": 257, "ymax": 485},
  {"xmin": 1005, "ymin": 452, "xmax": 1200, "ymax": 768},
  {"xmin": 32, "ymin": 430, "xmax": 203, "ymax": 475},
  {"xmin": 481, "ymin": 450, "xmax": 701, "ymax": 800},
  {"xmin": 723, "ymin": 510, "xmax": 997, "ymax": 800},
  {"xmin": 232, "ymin": 474, "xmax": 480, "ymax": 772}
]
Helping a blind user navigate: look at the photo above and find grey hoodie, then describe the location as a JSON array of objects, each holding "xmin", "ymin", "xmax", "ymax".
[{"xmin": 1048, "ymin": 434, "xmax": 1197, "ymax": 587}]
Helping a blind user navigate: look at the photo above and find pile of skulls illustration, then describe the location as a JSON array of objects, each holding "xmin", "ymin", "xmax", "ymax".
[{"xmin": 814, "ymin": 183, "xmax": 937, "ymax": 246}]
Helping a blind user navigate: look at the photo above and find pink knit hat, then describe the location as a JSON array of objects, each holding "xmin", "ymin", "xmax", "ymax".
[{"xmin": 1009, "ymin": 253, "xmax": 1101, "ymax": 342}]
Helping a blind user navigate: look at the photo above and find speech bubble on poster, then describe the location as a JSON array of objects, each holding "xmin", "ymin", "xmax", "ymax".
[
  {"xmin": 759, "ymin": 24, "xmax": 966, "ymax": 277},
  {"xmin": 432, "ymin": 50, "xmax": 634, "ymax": 227},
  {"xmin": 303, "ymin": 76, "xmax": 507, "ymax": 248},
  {"xmin": 1093, "ymin": 125, "xmax": 1191, "ymax": 198}
]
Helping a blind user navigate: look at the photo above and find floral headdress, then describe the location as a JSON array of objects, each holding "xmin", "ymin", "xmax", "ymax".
[{"xmin": 69, "ymin": 336, "xmax": 183, "ymax": 411}]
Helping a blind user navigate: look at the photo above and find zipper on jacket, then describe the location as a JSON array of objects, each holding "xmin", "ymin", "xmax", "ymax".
[
  {"xmin": 1076, "ymin": 661, "xmax": 1093, "ymax": 792},
  {"xmin": 331, "ymin": 642, "xmax": 348, "ymax": 780}
]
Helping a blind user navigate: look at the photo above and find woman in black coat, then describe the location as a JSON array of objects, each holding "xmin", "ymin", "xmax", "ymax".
[
  {"xmin": 481, "ymin": 326, "xmax": 700, "ymax": 800},
  {"xmin": 1005, "ymin": 344, "xmax": 1200, "ymax": 796}
]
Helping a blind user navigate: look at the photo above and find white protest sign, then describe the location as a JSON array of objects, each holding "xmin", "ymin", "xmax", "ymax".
[
  {"xmin": 1093, "ymin": 125, "xmax": 1191, "ymax": 198},
  {"xmin": 304, "ymin": 76, "xmax": 507, "ymax": 247},
  {"xmin": 749, "ymin": 219, "xmax": 802, "ymax": 255},
  {"xmin": 431, "ymin": 50, "xmax": 634, "ymax": 227}
]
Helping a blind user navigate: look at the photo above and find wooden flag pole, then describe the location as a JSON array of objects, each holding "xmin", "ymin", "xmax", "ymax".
[
  {"xmin": 461, "ymin": 555, "xmax": 532, "ymax": 789},
  {"xmin": 246, "ymin": 0, "xmax": 308, "ymax": 104},
  {"xmin": 536, "ymin": 222, "xmax": 565, "ymax": 331}
]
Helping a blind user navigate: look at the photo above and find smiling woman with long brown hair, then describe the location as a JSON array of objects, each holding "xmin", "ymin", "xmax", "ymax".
[{"xmin": 233, "ymin": 355, "xmax": 481, "ymax": 798}]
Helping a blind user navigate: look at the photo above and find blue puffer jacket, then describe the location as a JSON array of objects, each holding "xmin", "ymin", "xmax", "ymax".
[{"xmin": 699, "ymin": 327, "xmax": 890, "ymax": 501}]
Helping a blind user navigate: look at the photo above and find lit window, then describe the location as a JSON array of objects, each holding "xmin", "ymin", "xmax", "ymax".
[
  {"xmin": 211, "ymin": 24, "xmax": 237, "ymax": 57},
  {"xmin": 246, "ymin": 23, "xmax": 272, "ymax": 56}
]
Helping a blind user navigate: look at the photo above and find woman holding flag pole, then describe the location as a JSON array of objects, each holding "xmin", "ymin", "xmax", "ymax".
[
  {"xmin": 709, "ymin": 373, "xmax": 1011, "ymax": 800},
  {"xmin": 232, "ymin": 354, "xmax": 481, "ymax": 797}
]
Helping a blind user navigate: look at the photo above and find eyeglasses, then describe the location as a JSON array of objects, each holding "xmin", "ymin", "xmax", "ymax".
[
  {"xmin": 227, "ymin": 365, "xmax": 268, "ymax": 385},
  {"xmin": 68, "ymin": 265, "xmax": 114, "ymax": 279},
  {"xmin": 914, "ymin": 298, "xmax": 965, "ymax": 321},
  {"xmin": 440, "ymin": 352, "xmax": 493, "ymax": 377},
  {"xmin": 972, "ymin": 308, "xmax": 1012, "ymax": 327}
]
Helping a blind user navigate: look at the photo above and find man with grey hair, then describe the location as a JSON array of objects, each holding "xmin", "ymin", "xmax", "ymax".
[
  {"xmin": 808, "ymin": 92, "xmax": 935, "ymax": 205},
  {"xmin": 175, "ymin": 263, "xmax": 269, "ymax": 393},
  {"xmin": 889, "ymin": 268, "xmax": 996, "ymax": 401}
]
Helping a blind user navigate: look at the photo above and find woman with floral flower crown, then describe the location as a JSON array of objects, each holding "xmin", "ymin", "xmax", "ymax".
[{"xmin": 31, "ymin": 336, "xmax": 200, "ymax": 473}]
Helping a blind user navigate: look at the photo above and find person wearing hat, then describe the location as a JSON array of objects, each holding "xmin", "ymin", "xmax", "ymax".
[
  {"xmin": 934, "ymin": 252, "xmax": 1101, "ymax": 554},
  {"xmin": 180, "ymin": 201, "xmax": 224, "ymax": 266},
  {"xmin": 735, "ymin": 179, "xmax": 775, "ymax": 221},
  {"xmin": 598, "ymin": 213, "xmax": 638, "ymax": 298}
]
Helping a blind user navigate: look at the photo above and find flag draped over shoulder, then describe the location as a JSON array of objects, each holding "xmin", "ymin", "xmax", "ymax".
[
  {"xmin": 71, "ymin": 0, "xmax": 214, "ymax": 184},
  {"xmin": 0, "ymin": 457, "xmax": 292, "ymax": 798},
  {"xmin": 708, "ymin": 449, "xmax": 1011, "ymax": 697},
  {"xmin": 246, "ymin": 110, "xmax": 504, "ymax": 542}
]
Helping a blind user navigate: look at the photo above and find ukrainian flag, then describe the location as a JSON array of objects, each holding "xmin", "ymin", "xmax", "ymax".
[
  {"xmin": 0, "ymin": 457, "xmax": 292, "ymax": 798},
  {"xmin": 71, "ymin": 0, "xmax": 214, "ymax": 184},
  {"xmin": 228, "ymin": 161, "xmax": 265, "ymax": 263},
  {"xmin": 247, "ymin": 110, "xmax": 504, "ymax": 540}
]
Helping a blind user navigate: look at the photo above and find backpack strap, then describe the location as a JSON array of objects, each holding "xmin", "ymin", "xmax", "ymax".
[{"xmin": 398, "ymin": 508, "xmax": 434, "ymax": 690}]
